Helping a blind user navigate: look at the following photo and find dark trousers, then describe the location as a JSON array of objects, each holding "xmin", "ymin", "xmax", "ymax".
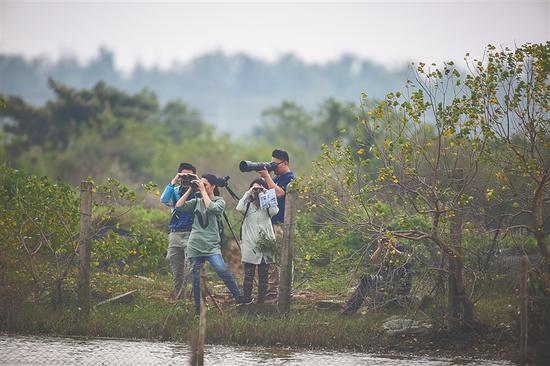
[
  {"xmin": 243, "ymin": 261, "xmax": 270, "ymax": 303},
  {"xmin": 342, "ymin": 274, "xmax": 385, "ymax": 314}
]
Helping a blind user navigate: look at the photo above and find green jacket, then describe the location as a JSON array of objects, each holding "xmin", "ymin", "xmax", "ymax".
[{"xmin": 176, "ymin": 196, "xmax": 225, "ymax": 258}]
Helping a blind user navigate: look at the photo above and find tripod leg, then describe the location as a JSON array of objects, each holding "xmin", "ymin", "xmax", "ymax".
[{"xmin": 222, "ymin": 212, "xmax": 242, "ymax": 250}]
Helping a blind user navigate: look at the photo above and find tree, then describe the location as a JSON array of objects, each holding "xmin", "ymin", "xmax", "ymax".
[
  {"xmin": 302, "ymin": 57, "xmax": 491, "ymax": 328},
  {"xmin": 254, "ymin": 101, "xmax": 317, "ymax": 151},
  {"xmin": 468, "ymin": 43, "xmax": 550, "ymax": 265},
  {"xmin": 0, "ymin": 166, "xmax": 80, "ymax": 309},
  {"xmin": 1, "ymin": 79, "xmax": 159, "ymax": 151},
  {"xmin": 157, "ymin": 100, "xmax": 209, "ymax": 144},
  {"xmin": 316, "ymin": 98, "xmax": 358, "ymax": 145}
]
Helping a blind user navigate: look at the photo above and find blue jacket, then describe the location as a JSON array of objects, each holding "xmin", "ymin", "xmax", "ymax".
[
  {"xmin": 160, "ymin": 184, "xmax": 193, "ymax": 231},
  {"xmin": 272, "ymin": 171, "xmax": 297, "ymax": 224}
]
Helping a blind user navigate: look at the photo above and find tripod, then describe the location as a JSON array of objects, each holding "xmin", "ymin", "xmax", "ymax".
[{"xmin": 221, "ymin": 184, "xmax": 242, "ymax": 250}]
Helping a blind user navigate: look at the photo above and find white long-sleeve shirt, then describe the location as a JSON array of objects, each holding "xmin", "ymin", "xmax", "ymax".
[{"xmin": 236, "ymin": 191, "xmax": 279, "ymax": 264}]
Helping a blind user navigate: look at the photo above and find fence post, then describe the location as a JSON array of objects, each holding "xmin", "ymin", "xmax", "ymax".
[
  {"xmin": 519, "ymin": 255, "xmax": 529, "ymax": 365},
  {"xmin": 197, "ymin": 264, "xmax": 207, "ymax": 366},
  {"xmin": 77, "ymin": 181, "xmax": 93, "ymax": 318},
  {"xmin": 278, "ymin": 189, "xmax": 297, "ymax": 314}
]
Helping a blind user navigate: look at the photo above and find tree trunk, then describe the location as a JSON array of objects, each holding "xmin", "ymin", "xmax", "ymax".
[
  {"xmin": 533, "ymin": 179, "xmax": 549, "ymax": 269},
  {"xmin": 452, "ymin": 254, "xmax": 477, "ymax": 327},
  {"xmin": 51, "ymin": 279, "xmax": 63, "ymax": 310},
  {"xmin": 77, "ymin": 181, "xmax": 93, "ymax": 318},
  {"xmin": 433, "ymin": 251, "xmax": 447, "ymax": 331},
  {"xmin": 448, "ymin": 256, "xmax": 459, "ymax": 328},
  {"xmin": 447, "ymin": 169, "xmax": 477, "ymax": 328}
]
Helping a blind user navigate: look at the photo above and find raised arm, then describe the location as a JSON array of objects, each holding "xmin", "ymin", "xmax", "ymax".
[
  {"xmin": 236, "ymin": 189, "xmax": 253, "ymax": 213},
  {"xmin": 175, "ymin": 187, "xmax": 194, "ymax": 211},
  {"xmin": 160, "ymin": 184, "xmax": 177, "ymax": 207},
  {"xmin": 370, "ymin": 240, "xmax": 384, "ymax": 264},
  {"xmin": 259, "ymin": 170, "xmax": 286, "ymax": 198}
]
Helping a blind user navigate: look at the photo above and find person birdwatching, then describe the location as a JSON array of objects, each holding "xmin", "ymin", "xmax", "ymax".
[
  {"xmin": 160, "ymin": 162, "xmax": 197, "ymax": 301},
  {"xmin": 175, "ymin": 173, "xmax": 249, "ymax": 313},
  {"xmin": 341, "ymin": 232, "xmax": 412, "ymax": 315},
  {"xmin": 258, "ymin": 149, "xmax": 296, "ymax": 296},
  {"xmin": 258, "ymin": 149, "xmax": 296, "ymax": 227},
  {"xmin": 236, "ymin": 178, "xmax": 279, "ymax": 304}
]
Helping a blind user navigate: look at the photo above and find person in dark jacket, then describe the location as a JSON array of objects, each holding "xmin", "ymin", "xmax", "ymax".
[
  {"xmin": 160, "ymin": 162, "xmax": 196, "ymax": 300},
  {"xmin": 342, "ymin": 236, "xmax": 412, "ymax": 314}
]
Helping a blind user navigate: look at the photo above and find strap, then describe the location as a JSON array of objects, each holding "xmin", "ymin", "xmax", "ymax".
[{"xmin": 239, "ymin": 201, "xmax": 252, "ymax": 240}]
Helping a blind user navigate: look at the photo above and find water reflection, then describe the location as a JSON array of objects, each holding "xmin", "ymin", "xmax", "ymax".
[{"xmin": 0, "ymin": 335, "xmax": 511, "ymax": 365}]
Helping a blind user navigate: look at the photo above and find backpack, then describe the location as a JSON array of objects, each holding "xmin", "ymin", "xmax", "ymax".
[{"xmin": 216, "ymin": 213, "xmax": 226, "ymax": 247}]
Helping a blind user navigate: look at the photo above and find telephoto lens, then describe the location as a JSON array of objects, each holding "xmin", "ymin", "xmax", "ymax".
[{"xmin": 239, "ymin": 161, "xmax": 276, "ymax": 172}]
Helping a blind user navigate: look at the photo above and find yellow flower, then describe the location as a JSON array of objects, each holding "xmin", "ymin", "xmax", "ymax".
[
  {"xmin": 443, "ymin": 128, "xmax": 454, "ymax": 137},
  {"xmin": 357, "ymin": 148, "xmax": 364, "ymax": 155}
]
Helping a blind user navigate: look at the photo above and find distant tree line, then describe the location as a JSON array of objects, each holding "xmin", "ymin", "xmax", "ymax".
[{"xmin": 0, "ymin": 48, "xmax": 410, "ymax": 132}]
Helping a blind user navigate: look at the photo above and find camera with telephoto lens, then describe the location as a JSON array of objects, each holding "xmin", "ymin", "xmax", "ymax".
[
  {"xmin": 217, "ymin": 176, "xmax": 230, "ymax": 187},
  {"xmin": 239, "ymin": 161, "xmax": 277, "ymax": 172}
]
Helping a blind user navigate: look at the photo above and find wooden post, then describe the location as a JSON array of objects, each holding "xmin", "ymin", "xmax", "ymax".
[
  {"xmin": 197, "ymin": 264, "xmax": 206, "ymax": 366},
  {"xmin": 278, "ymin": 189, "xmax": 297, "ymax": 314},
  {"xmin": 519, "ymin": 255, "xmax": 529, "ymax": 365},
  {"xmin": 77, "ymin": 181, "xmax": 93, "ymax": 318},
  {"xmin": 448, "ymin": 169, "xmax": 463, "ymax": 328}
]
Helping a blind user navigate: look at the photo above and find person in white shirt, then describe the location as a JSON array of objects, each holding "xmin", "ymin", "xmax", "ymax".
[{"xmin": 236, "ymin": 178, "xmax": 279, "ymax": 303}]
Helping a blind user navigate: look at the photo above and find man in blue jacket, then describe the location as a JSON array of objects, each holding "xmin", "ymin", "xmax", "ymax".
[
  {"xmin": 259, "ymin": 149, "xmax": 296, "ymax": 297},
  {"xmin": 160, "ymin": 162, "xmax": 197, "ymax": 300}
]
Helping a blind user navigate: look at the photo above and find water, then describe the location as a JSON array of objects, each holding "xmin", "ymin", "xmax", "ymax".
[{"xmin": 0, "ymin": 334, "xmax": 512, "ymax": 366}]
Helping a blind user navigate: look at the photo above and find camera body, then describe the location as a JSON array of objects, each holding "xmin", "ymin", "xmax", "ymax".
[
  {"xmin": 217, "ymin": 176, "xmax": 230, "ymax": 187},
  {"xmin": 239, "ymin": 161, "xmax": 277, "ymax": 172}
]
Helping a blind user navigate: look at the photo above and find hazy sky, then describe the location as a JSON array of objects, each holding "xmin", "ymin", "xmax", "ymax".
[{"xmin": 0, "ymin": 0, "xmax": 548, "ymax": 71}]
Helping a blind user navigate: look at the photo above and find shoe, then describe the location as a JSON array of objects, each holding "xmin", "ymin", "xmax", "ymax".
[
  {"xmin": 236, "ymin": 296, "xmax": 253, "ymax": 306},
  {"xmin": 340, "ymin": 307, "xmax": 357, "ymax": 316},
  {"xmin": 264, "ymin": 289, "xmax": 278, "ymax": 300}
]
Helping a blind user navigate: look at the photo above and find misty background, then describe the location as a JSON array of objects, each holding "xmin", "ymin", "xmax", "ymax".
[
  {"xmin": 1, "ymin": 1, "xmax": 548, "ymax": 133},
  {"xmin": 0, "ymin": 1, "xmax": 548, "ymax": 185},
  {"xmin": 0, "ymin": 48, "xmax": 411, "ymax": 132}
]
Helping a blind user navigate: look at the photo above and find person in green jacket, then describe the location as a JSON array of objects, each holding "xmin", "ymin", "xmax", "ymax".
[{"xmin": 175, "ymin": 173, "xmax": 249, "ymax": 312}]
